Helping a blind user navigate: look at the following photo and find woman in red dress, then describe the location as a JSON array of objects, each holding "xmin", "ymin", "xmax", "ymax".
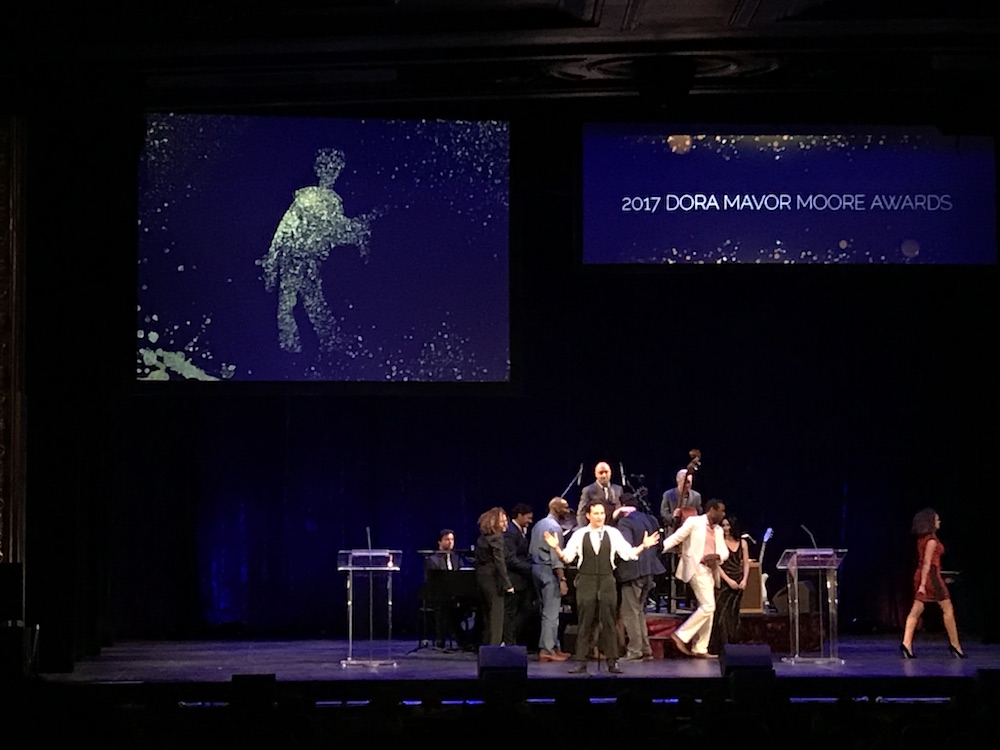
[{"xmin": 900, "ymin": 508, "xmax": 966, "ymax": 658}]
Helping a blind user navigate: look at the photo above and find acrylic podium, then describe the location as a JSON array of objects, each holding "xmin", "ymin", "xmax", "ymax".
[
  {"xmin": 776, "ymin": 547, "xmax": 847, "ymax": 665},
  {"xmin": 337, "ymin": 549, "xmax": 402, "ymax": 668}
]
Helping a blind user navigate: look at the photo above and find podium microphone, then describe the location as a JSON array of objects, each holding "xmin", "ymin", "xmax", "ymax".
[{"xmin": 800, "ymin": 524, "xmax": 818, "ymax": 548}]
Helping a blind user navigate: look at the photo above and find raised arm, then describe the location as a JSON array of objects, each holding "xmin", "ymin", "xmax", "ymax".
[
  {"xmin": 611, "ymin": 526, "xmax": 661, "ymax": 561},
  {"xmin": 543, "ymin": 529, "xmax": 570, "ymax": 564},
  {"xmin": 661, "ymin": 515, "xmax": 694, "ymax": 552}
]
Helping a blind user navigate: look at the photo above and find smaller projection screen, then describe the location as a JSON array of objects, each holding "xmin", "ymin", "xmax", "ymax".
[
  {"xmin": 137, "ymin": 114, "xmax": 510, "ymax": 382},
  {"xmin": 581, "ymin": 125, "xmax": 996, "ymax": 265}
]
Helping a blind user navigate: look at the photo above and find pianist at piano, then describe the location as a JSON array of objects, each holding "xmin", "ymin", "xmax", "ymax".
[{"xmin": 421, "ymin": 529, "xmax": 476, "ymax": 649}]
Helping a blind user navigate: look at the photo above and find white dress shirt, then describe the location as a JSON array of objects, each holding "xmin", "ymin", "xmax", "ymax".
[{"xmin": 561, "ymin": 524, "xmax": 641, "ymax": 570}]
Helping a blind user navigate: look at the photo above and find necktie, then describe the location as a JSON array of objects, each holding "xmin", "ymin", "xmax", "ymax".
[
  {"xmin": 446, "ymin": 554, "xmax": 453, "ymax": 571},
  {"xmin": 603, "ymin": 485, "xmax": 609, "ymax": 500}
]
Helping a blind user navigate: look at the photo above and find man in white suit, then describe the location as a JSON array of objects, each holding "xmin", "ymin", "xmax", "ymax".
[{"xmin": 661, "ymin": 499, "xmax": 728, "ymax": 658}]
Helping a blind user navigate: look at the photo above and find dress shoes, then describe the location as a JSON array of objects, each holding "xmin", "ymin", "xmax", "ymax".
[
  {"xmin": 670, "ymin": 632, "xmax": 693, "ymax": 656},
  {"xmin": 538, "ymin": 650, "xmax": 569, "ymax": 662},
  {"xmin": 606, "ymin": 662, "xmax": 624, "ymax": 674},
  {"xmin": 694, "ymin": 652, "xmax": 719, "ymax": 659},
  {"xmin": 900, "ymin": 643, "xmax": 916, "ymax": 659},
  {"xmin": 621, "ymin": 652, "xmax": 645, "ymax": 662},
  {"xmin": 568, "ymin": 663, "xmax": 589, "ymax": 675}
]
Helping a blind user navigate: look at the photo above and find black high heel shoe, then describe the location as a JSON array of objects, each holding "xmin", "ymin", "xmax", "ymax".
[
  {"xmin": 900, "ymin": 643, "xmax": 915, "ymax": 659},
  {"xmin": 948, "ymin": 644, "xmax": 967, "ymax": 659}
]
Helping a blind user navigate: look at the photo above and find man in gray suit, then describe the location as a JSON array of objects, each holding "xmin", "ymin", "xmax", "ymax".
[{"xmin": 660, "ymin": 467, "xmax": 703, "ymax": 534}]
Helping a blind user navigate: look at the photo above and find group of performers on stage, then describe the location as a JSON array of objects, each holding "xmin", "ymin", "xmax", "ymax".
[
  {"xmin": 423, "ymin": 460, "xmax": 970, "ymax": 668},
  {"xmin": 422, "ymin": 458, "xmax": 755, "ymax": 673}
]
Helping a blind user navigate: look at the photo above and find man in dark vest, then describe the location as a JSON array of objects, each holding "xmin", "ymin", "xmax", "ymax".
[{"xmin": 543, "ymin": 501, "xmax": 659, "ymax": 675}]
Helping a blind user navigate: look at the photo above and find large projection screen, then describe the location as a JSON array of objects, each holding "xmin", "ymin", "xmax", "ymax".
[
  {"xmin": 137, "ymin": 114, "xmax": 510, "ymax": 382},
  {"xmin": 582, "ymin": 125, "xmax": 996, "ymax": 265}
]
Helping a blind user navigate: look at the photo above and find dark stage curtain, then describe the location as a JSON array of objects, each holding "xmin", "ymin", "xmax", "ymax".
[{"xmin": 17, "ymin": 102, "xmax": 998, "ymax": 670}]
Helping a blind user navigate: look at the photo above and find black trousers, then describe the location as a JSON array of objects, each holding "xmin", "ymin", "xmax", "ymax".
[
  {"xmin": 574, "ymin": 573, "xmax": 618, "ymax": 662},
  {"xmin": 503, "ymin": 584, "xmax": 536, "ymax": 646}
]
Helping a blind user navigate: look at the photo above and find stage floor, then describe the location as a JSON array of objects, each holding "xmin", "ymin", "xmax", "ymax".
[
  {"xmin": 16, "ymin": 634, "xmax": 1000, "ymax": 749},
  {"xmin": 36, "ymin": 633, "xmax": 999, "ymax": 698}
]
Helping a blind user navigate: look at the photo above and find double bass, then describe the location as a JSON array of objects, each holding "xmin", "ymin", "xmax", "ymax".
[{"xmin": 674, "ymin": 449, "xmax": 702, "ymax": 525}]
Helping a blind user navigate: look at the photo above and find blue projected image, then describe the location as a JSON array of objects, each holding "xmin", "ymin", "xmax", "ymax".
[
  {"xmin": 582, "ymin": 126, "xmax": 996, "ymax": 265},
  {"xmin": 137, "ymin": 114, "xmax": 510, "ymax": 382}
]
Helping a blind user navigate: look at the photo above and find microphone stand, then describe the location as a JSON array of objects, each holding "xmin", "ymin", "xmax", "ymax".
[
  {"xmin": 561, "ymin": 464, "xmax": 583, "ymax": 497},
  {"xmin": 800, "ymin": 524, "xmax": 819, "ymax": 549}
]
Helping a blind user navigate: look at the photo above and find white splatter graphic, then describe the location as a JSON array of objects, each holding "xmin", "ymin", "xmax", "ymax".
[{"xmin": 258, "ymin": 148, "xmax": 380, "ymax": 354}]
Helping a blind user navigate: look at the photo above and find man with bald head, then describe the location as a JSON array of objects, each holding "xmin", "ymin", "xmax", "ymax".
[
  {"xmin": 529, "ymin": 497, "xmax": 573, "ymax": 661},
  {"xmin": 576, "ymin": 461, "xmax": 625, "ymax": 529}
]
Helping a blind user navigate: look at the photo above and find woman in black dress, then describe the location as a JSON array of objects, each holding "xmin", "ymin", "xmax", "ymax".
[
  {"xmin": 474, "ymin": 506, "xmax": 514, "ymax": 646},
  {"xmin": 709, "ymin": 516, "xmax": 750, "ymax": 655}
]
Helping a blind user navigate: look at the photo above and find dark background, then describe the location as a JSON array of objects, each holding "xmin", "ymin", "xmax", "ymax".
[{"xmin": 11, "ymin": 31, "xmax": 998, "ymax": 671}]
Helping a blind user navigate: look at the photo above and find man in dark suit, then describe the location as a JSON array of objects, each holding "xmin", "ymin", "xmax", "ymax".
[
  {"xmin": 503, "ymin": 502, "xmax": 536, "ymax": 647},
  {"xmin": 424, "ymin": 529, "xmax": 467, "ymax": 648},
  {"xmin": 576, "ymin": 461, "xmax": 625, "ymax": 529},
  {"xmin": 616, "ymin": 506, "xmax": 667, "ymax": 661},
  {"xmin": 425, "ymin": 528, "xmax": 461, "ymax": 573}
]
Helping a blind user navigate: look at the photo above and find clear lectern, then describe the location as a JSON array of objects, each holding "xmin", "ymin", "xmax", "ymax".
[
  {"xmin": 776, "ymin": 547, "xmax": 847, "ymax": 664},
  {"xmin": 337, "ymin": 549, "xmax": 401, "ymax": 667}
]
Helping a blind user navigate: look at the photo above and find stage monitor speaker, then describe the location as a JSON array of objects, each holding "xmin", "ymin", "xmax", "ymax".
[
  {"xmin": 478, "ymin": 645, "xmax": 527, "ymax": 698},
  {"xmin": 720, "ymin": 644, "xmax": 774, "ymax": 704},
  {"xmin": 719, "ymin": 643, "xmax": 774, "ymax": 676},
  {"xmin": 739, "ymin": 562, "xmax": 763, "ymax": 614},
  {"xmin": 478, "ymin": 645, "xmax": 527, "ymax": 677}
]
